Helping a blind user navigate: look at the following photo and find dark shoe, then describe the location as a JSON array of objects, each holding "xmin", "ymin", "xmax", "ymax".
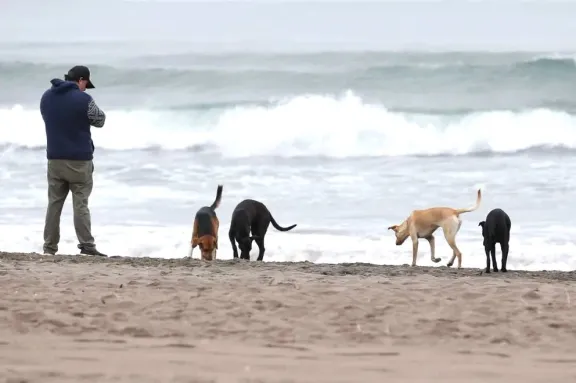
[{"xmin": 78, "ymin": 245, "xmax": 108, "ymax": 257}]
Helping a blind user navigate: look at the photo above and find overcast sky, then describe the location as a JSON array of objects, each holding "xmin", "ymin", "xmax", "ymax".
[{"xmin": 1, "ymin": 0, "xmax": 575, "ymax": 51}]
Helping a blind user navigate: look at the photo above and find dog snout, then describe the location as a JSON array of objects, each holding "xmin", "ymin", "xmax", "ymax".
[
  {"xmin": 395, "ymin": 236, "xmax": 406, "ymax": 246},
  {"xmin": 201, "ymin": 250, "xmax": 215, "ymax": 261}
]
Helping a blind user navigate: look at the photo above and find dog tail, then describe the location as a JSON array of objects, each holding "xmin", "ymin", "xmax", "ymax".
[
  {"xmin": 455, "ymin": 189, "xmax": 482, "ymax": 215},
  {"xmin": 210, "ymin": 185, "xmax": 224, "ymax": 210},
  {"xmin": 270, "ymin": 214, "xmax": 297, "ymax": 232}
]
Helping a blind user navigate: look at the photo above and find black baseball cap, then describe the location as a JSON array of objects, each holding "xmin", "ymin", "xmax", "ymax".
[{"xmin": 64, "ymin": 65, "xmax": 95, "ymax": 89}]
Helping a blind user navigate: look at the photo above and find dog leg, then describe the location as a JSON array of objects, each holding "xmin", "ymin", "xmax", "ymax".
[
  {"xmin": 500, "ymin": 242, "xmax": 509, "ymax": 272},
  {"xmin": 190, "ymin": 219, "xmax": 199, "ymax": 259},
  {"xmin": 410, "ymin": 234, "xmax": 419, "ymax": 267},
  {"xmin": 443, "ymin": 224, "xmax": 456, "ymax": 268},
  {"xmin": 455, "ymin": 218, "xmax": 463, "ymax": 268},
  {"xmin": 444, "ymin": 218, "xmax": 463, "ymax": 268},
  {"xmin": 445, "ymin": 241, "xmax": 458, "ymax": 268},
  {"xmin": 490, "ymin": 244, "xmax": 498, "ymax": 272},
  {"xmin": 484, "ymin": 247, "xmax": 491, "ymax": 273},
  {"xmin": 425, "ymin": 235, "xmax": 441, "ymax": 264},
  {"xmin": 229, "ymin": 229, "xmax": 239, "ymax": 259},
  {"xmin": 255, "ymin": 237, "xmax": 266, "ymax": 261},
  {"xmin": 444, "ymin": 233, "xmax": 462, "ymax": 268}
]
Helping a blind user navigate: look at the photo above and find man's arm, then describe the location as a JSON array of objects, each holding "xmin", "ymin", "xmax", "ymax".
[{"xmin": 87, "ymin": 98, "xmax": 106, "ymax": 128}]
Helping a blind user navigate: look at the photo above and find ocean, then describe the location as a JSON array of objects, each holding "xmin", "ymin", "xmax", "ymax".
[{"xmin": 1, "ymin": 42, "xmax": 576, "ymax": 271}]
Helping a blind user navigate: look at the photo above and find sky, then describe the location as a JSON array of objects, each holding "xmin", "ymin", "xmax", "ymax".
[{"xmin": 1, "ymin": 0, "xmax": 575, "ymax": 51}]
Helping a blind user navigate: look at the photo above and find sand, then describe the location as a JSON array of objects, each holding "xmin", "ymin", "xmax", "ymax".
[{"xmin": 1, "ymin": 252, "xmax": 576, "ymax": 382}]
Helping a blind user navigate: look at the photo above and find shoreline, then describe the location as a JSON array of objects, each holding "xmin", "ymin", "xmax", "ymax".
[{"xmin": 2, "ymin": 251, "xmax": 575, "ymax": 282}]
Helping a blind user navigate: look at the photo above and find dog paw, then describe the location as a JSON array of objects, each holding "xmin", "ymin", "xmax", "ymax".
[
  {"xmin": 411, "ymin": 263, "xmax": 416, "ymax": 267},
  {"xmin": 485, "ymin": 269, "xmax": 490, "ymax": 273},
  {"xmin": 501, "ymin": 268, "xmax": 508, "ymax": 273},
  {"xmin": 493, "ymin": 268, "xmax": 499, "ymax": 272}
]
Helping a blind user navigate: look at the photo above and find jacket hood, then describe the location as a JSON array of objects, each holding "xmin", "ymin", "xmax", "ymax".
[{"xmin": 49, "ymin": 78, "xmax": 79, "ymax": 94}]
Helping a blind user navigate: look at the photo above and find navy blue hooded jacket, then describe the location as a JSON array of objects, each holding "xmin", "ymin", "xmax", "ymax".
[{"xmin": 40, "ymin": 79, "xmax": 106, "ymax": 161}]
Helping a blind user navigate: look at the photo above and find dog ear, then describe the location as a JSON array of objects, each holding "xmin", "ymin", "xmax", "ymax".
[
  {"xmin": 478, "ymin": 221, "xmax": 485, "ymax": 227},
  {"xmin": 387, "ymin": 225, "xmax": 398, "ymax": 231}
]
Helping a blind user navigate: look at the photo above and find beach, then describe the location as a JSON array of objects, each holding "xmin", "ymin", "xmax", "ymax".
[
  {"xmin": 2, "ymin": 1, "xmax": 576, "ymax": 381},
  {"xmin": 1, "ymin": 252, "xmax": 576, "ymax": 382}
]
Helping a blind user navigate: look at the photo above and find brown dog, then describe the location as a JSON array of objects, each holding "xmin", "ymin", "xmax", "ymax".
[
  {"xmin": 387, "ymin": 189, "xmax": 482, "ymax": 269},
  {"xmin": 190, "ymin": 185, "xmax": 223, "ymax": 261}
]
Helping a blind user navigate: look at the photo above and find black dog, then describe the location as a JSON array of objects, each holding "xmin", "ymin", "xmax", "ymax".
[
  {"xmin": 229, "ymin": 199, "xmax": 297, "ymax": 261},
  {"xmin": 478, "ymin": 208, "xmax": 511, "ymax": 273}
]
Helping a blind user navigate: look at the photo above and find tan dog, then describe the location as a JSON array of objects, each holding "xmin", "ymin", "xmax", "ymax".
[
  {"xmin": 190, "ymin": 185, "xmax": 223, "ymax": 261},
  {"xmin": 388, "ymin": 189, "xmax": 482, "ymax": 269}
]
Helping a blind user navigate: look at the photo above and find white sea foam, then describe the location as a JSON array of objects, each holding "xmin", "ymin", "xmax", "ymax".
[{"xmin": 1, "ymin": 91, "xmax": 575, "ymax": 158}]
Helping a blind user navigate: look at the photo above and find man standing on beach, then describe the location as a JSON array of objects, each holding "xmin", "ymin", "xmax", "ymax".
[{"xmin": 40, "ymin": 65, "xmax": 107, "ymax": 257}]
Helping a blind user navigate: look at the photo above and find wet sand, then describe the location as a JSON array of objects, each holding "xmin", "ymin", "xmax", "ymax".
[{"xmin": 1, "ymin": 251, "xmax": 576, "ymax": 382}]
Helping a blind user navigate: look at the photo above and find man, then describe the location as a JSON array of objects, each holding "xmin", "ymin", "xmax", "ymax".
[{"xmin": 40, "ymin": 65, "xmax": 107, "ymax": 257}]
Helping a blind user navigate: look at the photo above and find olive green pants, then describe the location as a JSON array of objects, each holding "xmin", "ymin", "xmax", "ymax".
[{"xmin": 43, "ymin": 159, "xmax": 95, "ymax": 254}]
